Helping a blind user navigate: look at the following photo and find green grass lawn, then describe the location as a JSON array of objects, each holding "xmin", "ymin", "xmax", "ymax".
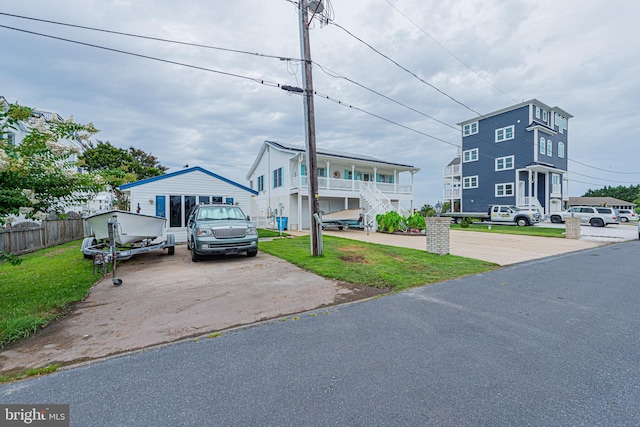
[
  {"xmin": 452, "ymin": 223, "xmax": 567, "ymax": 238},
  {"xmin": 259, "ymin": 235, "xmax": 499, "ymax": 291},
  {"xmin": 0, "ymin": 241, "xmax": 97, "ymax": 349}
]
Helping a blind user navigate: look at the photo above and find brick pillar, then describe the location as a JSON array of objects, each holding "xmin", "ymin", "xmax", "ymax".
[
  {"xmin": 565, "ymin": 217, "xmax": 581, "ymax": 239},
  {"xmin": 426, "ymin": 217, "xmax": 450, "ymax": 255}
]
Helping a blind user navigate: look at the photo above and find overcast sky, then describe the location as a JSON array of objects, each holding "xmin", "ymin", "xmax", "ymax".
[{"xmin": 2, "ymin": 0, "xmax": 639, "ymax": 207}]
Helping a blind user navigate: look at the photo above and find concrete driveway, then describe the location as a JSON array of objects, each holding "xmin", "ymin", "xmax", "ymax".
[
  {"xmin": 0, "ymin": 246, "xmax": 382, "ymax": 375},
  {"xmin": 0, "ymin": 224, "xmax": 632, "ymax": 374}
]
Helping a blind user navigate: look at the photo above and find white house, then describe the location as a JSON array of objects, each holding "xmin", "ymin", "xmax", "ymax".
[
  {"xmin": 119, "ymin": 166, "xmax": 258, "ymax": 242},
  {"xmin": 245, "ymin": 140, "xmax": 420, "ymax": 231}
]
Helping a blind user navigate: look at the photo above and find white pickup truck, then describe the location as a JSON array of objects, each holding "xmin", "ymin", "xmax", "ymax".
[{"xmin": 443, "ymin": 205, "xmax": 542, "ymax": 226}]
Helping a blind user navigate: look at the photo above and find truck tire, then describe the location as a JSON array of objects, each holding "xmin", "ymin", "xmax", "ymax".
[
  {"xmin": 516, "ymin": 217, "xmax": 529, "ymax": 227},
  {"xmin": 550, "ymin": 215, "xmax": 563, "ymax": 224},
  {"xmin": 454, "ymin": 217, "xmax": 462, "ymax": 224}
]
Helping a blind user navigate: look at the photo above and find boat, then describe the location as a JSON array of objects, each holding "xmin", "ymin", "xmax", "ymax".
[
  {"xmin": 84, "ymin": 210, "xmax": 167, "ymax": 245},
  {"xmin": 319, "ymin": 208, "xmax": 364, "ymax": 230}
]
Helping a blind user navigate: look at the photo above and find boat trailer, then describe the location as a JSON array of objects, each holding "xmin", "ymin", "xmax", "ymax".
[{"xmin": 82, "ymin": 216, "xmax": 175, "ymax": 286}]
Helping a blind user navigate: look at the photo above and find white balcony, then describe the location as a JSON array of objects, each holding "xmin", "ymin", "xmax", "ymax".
[
  {"xmin": 443, "ymin": 164, "xmax": 461, "ymax": 176},
  {"xmin": 298, "ymin": 175, "xmax": 412, "ymax": 196}
]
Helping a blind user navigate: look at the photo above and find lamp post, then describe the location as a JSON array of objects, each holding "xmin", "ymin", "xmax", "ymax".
[{"xmin": 435, "ymin": 201, "xmax": 443, "ymax": 217}]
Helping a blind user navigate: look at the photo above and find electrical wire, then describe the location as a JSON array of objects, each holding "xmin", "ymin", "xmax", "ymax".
[
  {"xmin": 0, "ymin": 24, "xmax": 284, "ymax": 89},
  {"xmin": 0, "ymin": 12, "xmax": 301, "ymax": 63},
  {"xmin": 382, "ymin": 0, "xmax": 517, "ymax": 104},
  {"xmin": 1, "ymin": 14, "xmax": 636, "ymax": 188}
]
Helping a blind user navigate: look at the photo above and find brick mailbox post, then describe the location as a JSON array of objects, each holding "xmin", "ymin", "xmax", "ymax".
[
  {"xmin": 426, "ymin": 217, "xmax": 450, "ymax": 255},
  {"xmin": 565, "ymin": 217, "xmax": 581, "ymax": 239}
]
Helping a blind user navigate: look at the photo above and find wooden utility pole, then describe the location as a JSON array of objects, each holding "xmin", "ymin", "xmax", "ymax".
[{"xmin": 299, "ymin": 1, "xmax": 322, "ymax": 256}]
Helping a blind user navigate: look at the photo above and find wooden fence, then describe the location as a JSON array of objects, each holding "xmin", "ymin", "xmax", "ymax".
[{"xmin": 0, "ymin": 218, "xmax": 86, "ymax": 255}]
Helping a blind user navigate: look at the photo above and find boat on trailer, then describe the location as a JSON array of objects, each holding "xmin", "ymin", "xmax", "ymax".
[
  {"xmin": 82, "ymin": 210, "xmax": 175, "ymax": 286},
  {"xmin": 84, "ymin": 210, "xmax": 167, "ymax": 245}
]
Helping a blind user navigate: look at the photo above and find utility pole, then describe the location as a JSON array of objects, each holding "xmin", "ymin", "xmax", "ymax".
[{"xmin": 299, "ymin": 0, "xmax": 322, "ymax": 256}]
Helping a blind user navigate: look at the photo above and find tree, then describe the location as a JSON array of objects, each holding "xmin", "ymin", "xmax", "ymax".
[
  {"xmin": 583, "ymin": 185, "xmax": 640, "ymax": 208},
  {"xmin": 0, "ymin": 102, "xmax": 104, "ymax": 225},
  {"xmin": 79, "ymin": 141, "xmax": 167, "ymax": 209}
]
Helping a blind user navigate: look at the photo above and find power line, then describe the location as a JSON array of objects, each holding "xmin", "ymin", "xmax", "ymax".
[
  {"xmin": 382, "ymin": 0, "xmax": 517, "ymax": 104},
  {"xmin": 0, "ymin": 24, "xmax": 284, "ymax": 88},
  {"xmin": 0, "ymin": 12, "xmax": 300, "ymax": 63},
  {"xmin": 6, "ymin": 10, "xmax": 639, "ymax": 180},
  {"xmin": 2, "ymin": 17, "xmax": 636, "ymax": 189}
]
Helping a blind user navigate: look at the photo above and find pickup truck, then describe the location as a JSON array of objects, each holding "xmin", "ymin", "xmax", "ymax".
[{"xmin": 443, "ymin": 205, "xmax": 542, "ymax": 226}]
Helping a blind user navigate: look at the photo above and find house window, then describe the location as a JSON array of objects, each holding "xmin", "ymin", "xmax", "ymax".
[
  {"xmin": 462, "ymin": 148, "xmax": 478, "ymax": 163},
  {"xmin": 344, "ymin": 170, "xmax": 353, "ymax": 180},
  {"xmin": 463, "ymin": 122, "xmax": 478, "ymax": 136},
  {"xmin": 273, "ymin": 167, "xmax": 283, "ymax": 188},
  {"xmin": 212, "ymin": 196, "xmax": 223, "ymax": 204},
  {"xmin": 3, "ymin": 132, "xmax": 16, "ymax": 146},
  {"xmin": 542, "ymin": 110, "xmax": 547, "ymax": 122},
  {"xmin": 378, "ymin": 173, "xmax": 394, "ymax": 183},
  {"xmin": 495, "ymin": 125, "xmax": 514, "ymax": 142},
  {"xmin": 257, "ymin": 175, "xmax": 264, "ymax": 192},
  {"xmin": 318, "ymin": 167, "xmax": 326, "ymax": 177},
  {"xmin": 558, "ymin": 142, "xmax": 565, "ymax": 158},
  {"xmin": 540, "ymin": 137, "xmax": 546, "ymax": 155},
  {"xmin": 301, "ymin": 164, "xmax": 306, "ymax": 176},
  {"xmin": 463, "ymin": 175, "xmax": 478, "ymax": 189},
  {"xmin": 496, "ymin": 183, "xmax": 514, "ymax": 197},
  {"xmin": 199, "ymin": 196, "xmax": 210, "ymax": 204},
  {"xmin": 535, "ymin": 106, "xmax": 540, "ymax": 119},
  {"xmin": 547, "ymin": 140, "xmax": 553, "ymax": 156},
  {"xmin": 495, "ymin": 155, "xmax": 514, "ymax": 171}
]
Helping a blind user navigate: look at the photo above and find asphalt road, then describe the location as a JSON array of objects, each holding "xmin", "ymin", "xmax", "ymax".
[{"xmin": 2, "ymin": 240, "xmax": 639, "ymax": 426}]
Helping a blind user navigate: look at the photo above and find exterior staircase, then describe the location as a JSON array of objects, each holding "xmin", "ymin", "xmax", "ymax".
[{"xmin": 360, "ymin": 182, "xmax": 410, "ymax": 231}]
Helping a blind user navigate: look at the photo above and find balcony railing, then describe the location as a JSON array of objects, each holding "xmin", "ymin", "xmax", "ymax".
[
  {"xmin": 298, "ymin": 176, "xmax": 412, "ymax": 195},
  {"xmin": 444, "ymin": 188, "xmax": 461, "ymax": 198},
  {"xmin": 443, "ymin": 164, "xmax": 461, "ymax": 176}
]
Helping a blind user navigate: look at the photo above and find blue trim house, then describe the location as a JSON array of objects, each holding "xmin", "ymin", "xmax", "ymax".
[
  {"xmin": 120, "ymin": 166, "xmax": 258, "ymax": 242},
  {"xmin": 446, "ymin": 99, "xmax": 572, "ymax": 216}
]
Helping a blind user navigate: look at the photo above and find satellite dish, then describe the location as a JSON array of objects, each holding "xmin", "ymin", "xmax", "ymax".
[{"xmin": 308, "ymin": 0, "xmax": 324, "ymax": 13}]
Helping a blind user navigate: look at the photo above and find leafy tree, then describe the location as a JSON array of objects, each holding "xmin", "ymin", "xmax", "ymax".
[
  {"xmin": 1, "ymin": 102, "xmax": 104, "ymax": 225},
  {"xmin": 79, "ymin": 140, "xmax": 167, "ymax": 209},
  {"xmin": 583, "ymin": 185, "xmax": 640, "ymax": 204}
]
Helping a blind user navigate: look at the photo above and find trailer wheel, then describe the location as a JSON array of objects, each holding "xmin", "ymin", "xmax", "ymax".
[
  {"xmin": 82, "ymin": 237, "xmax": 97, "ymax": 259},
  {"xmin": 454, "ymin": 217, "xmax": 462, "ymax": 224},
  {"xmin": 167, "ymin": 246, "xmax": 175, "ymax": 255}
]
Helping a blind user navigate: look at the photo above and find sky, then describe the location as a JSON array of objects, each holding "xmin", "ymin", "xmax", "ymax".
[{"xmin": 2, "ymin": 0, "xmax": 640, "ymax": 208}]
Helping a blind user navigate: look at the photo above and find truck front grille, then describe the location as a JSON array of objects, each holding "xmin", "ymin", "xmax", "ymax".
[{"xmin": 213, "ymin": 226, "xmax": 247, "ymax": 239}]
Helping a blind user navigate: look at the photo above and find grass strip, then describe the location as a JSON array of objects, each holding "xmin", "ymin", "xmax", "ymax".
[
  {"xmin": 259, "ymin": 235, "xmax": 498, "ymax": 291},
  {"xmin": 453, "ymin": 224, "xmax": 566, "ymax": 238}
]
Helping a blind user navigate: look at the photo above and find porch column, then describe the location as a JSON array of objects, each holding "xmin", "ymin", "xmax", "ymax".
[
  {"xmin": 325, "ymin": 160, "xmax": 331, "ymax": 190},
  {"xmin": 298, "ymin": 154, "xmax": 304, "ymax": 189},
  {"xmin": 351, "ymin": 164, "xmax": 355, "ymax": 191},
  {"xmin": 297, "ymin": 192, "xmax": 302, "ymax": 231},
  {"xmin": 394, "ymin": 169, "xmax": 397, "ymax": 194},
  {"xmin": 373, "ymin": 167, "xmax": 378, "ymax": 188}
]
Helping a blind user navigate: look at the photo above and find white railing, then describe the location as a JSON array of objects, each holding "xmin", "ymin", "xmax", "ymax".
[
  {"xmin": 443, "ymin": 164, "xmax": 461, "ymax": 176},
  {"xmin": 444, "ymin": 188, "xmax": 461, "ymax": 198},
  {"xmin": 298, "ymin": 175, "xmax": 412, "ymax": 195},
  {"xmin": 517, "ymin": 197, "xmax": 544, "ymax": 214}
]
